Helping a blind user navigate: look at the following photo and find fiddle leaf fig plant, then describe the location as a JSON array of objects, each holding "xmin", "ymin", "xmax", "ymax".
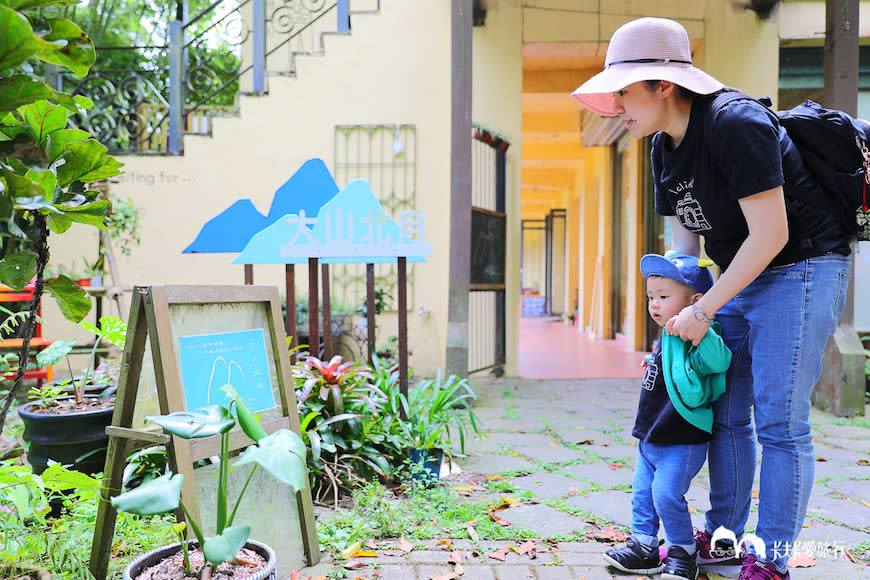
[
  {"xmin": 0, "ymin": 0, "xmax": 124, "ymax": 434},
  {"xmin": 111, "ymin": 384, "xmax": 308, "ymax": 573}
]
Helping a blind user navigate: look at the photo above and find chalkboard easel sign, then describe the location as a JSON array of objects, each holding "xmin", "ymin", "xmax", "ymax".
[{"xmin": 89, "ymin": 285, "xmax": 319, "ymax": 580}]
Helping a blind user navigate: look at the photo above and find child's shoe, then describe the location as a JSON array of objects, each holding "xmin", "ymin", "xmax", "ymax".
[
  {"xmin": 738, "ymin": 555, "xmax": 790, "ymax": 579},
  {"xmin": 662, "ymin": 545, "xmax": 698, "ymax": 580},
  {"xmin": 603, "ymin": 536, "xmax": 664, "ymax": 574}
]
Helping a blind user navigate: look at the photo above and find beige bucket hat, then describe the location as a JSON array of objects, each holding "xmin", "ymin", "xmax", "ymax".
[{"xmin": 571, "ymin": 17, "xmax": 725, "ymax": 116}]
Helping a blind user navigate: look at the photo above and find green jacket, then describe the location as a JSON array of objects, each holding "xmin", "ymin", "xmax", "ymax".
[{"xmin": 660, "ymin": 321, "xmax": 732, "ymax": 433}]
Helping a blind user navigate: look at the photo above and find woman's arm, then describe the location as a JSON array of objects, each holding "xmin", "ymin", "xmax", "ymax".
[{"xmin": 666, "ymin": 186, "xmax": 789, "ymax": 345}]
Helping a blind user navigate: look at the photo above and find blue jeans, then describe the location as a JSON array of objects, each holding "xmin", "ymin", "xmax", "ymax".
[
  {"xmin": 632, "ymin": 439, "xmax": 708, "ymax": 550},
  {"xmin": 704, "ymin": 254, "xmax": 851, "ymax": 572}
]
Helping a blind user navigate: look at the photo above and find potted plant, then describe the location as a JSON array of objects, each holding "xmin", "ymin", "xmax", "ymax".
[
  {"xmin": 111, "ymin": 384, "xmax": 307, "ymax": 580},
  {"xmin": 395, "ymin": 372, "xmax": 481, "ymax": 483},
  {"xmin": 16, "ymin": 316, "xmax": 126, "ymax": 475}
]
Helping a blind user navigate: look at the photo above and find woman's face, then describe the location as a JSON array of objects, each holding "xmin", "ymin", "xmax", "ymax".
[{"xmin": 611, "ymin": 81, "xmax": 666, "ymax": 139}]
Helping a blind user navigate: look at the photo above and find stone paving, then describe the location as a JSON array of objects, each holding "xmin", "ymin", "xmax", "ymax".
[{"xmin": 295, "ymin": 377, "xmax": 870, "ymax": 579}]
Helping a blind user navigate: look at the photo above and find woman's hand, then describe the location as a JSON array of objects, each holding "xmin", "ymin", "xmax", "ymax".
[{"xmin": 665, "ymin": 305, "xmax": 709, "ymax": 346}]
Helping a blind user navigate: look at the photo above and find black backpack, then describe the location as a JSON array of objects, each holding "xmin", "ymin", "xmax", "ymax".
[{"xmin": 709, "ymin": 91, "xmax": 870, "ymax": 241}]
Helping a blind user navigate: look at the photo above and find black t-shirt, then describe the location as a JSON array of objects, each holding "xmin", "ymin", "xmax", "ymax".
[
  {"xmin": 653, "ymin": 93, "xmax": 851, "ymax": 271},
  {"xmin": 632, "ymin": 341, "xmax": 711, "ymax": 445}
]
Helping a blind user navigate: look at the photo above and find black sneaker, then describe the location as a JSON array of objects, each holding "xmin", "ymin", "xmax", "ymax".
[
  {"xmin": 662, "ymin": 545, "xmax": 699, "ymax": 580},
  {"xmin": 603, "ymin": 536, "xmax": 664, "ymax": 575}
]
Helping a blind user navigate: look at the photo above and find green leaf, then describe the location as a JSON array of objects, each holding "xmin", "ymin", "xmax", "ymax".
[
  {"xmin": 4, "ymin": 0, "xmax": 80, "ymax": 10},
  {"xmin": 45, "ymin": 211, "xmax": 71, "ymax": 233},
  {"xmin": 45, "ymin": 275, "xmax": 91, "ymax": 322},
  {"xmin": 45, "ymin": 128, "xmax": 90, "ymax": 162},
  {"xmin": 110, "ymin": 473, "xmax": 184, "ymax": 516},
  {"xmin": 0, "ymin": 76, "xmax": 91, "ymax": 114},
  {"xmin": 56, "ymin": 140, "xmax": 123, "ymax": 186},
  {"xmin": 57, "ymin": 198, "xmax": 110, "ymax": 228},
  {"xmin": 221, "ymin": 384, "xmax": 267, "ymax": 441},
  {"xmin": 202, "ymin": 525, "xmax": 250, "ymax": 566},
  {"xmin": 39, "ymin": 18, "xmax": 94, "ymax": 78},
  {"xmin": 144, "ymin": 405, "xmax": 236, "ymax": 439},
  {"xmin": 0, "ymin": 251, "xmax": 36, "ymax": 289},
  {"xmin": 82, "ymin": 316, "xmax": 127, "ymax": 349},
  {"xmin": 20, "ymin": 100, "xmax": 68, "ymax": 145},
  {"xmin": 0, "ymin": 4, "xmax": 43, "ymax": 72},
  {"xmin": 2, "ymin": 167, "xmax": 45, "ymax": 201},
  {"xmin": 235, "ymin": 429, "xmax": 307, "ymax": 492},
  {"xmin": 35, "ymin": 338, "xmax": 75, "ymax": 368}
]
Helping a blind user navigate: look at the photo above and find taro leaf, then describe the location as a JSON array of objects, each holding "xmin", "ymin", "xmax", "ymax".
[
  {"xmin": 45, "ymin": 128, "xmax": 90, "ymax": 163},
  {"xmin": 202, "ymin": 525, "xmax": 251, "ymax": 566},
  {"xmin": 235, "ymin": 429, "xmax": 307, "ymax": 492},
  {"xmin": 56, "ymin": 140, "xmax": 123, "ymax": 186},
  {"xmin": 82, "ymin": 316, "xmax": 127, "ymax": 349},
  {"xmin": 20, "ymin": 100, "xmax": 68, "ymax": 144},
  {"xmin": 145, "ymin": 405, "xmax": 235, "ymax": 439},
  {"xmin": 0, "ymin": 251, "xmax": 36, "ymax": 289},
  {"xmin": 39, "ymin": 18, "xmax": 94, "ymax": 78},
  {"xmin": 45, "ymin": 275, "xmax": 91, "ymax": 322},
  {"xmin": 221, "ymin": 383, "xmax": 266, "ymax": 442},
  {"xmin": 110, "ymin": 472, "xmax": 184, "ymax": 516},
  {"xmin": 35, "ymin": 338, "xmax": 76, "ymax": 368},
  {"xmin": 0, "ymin": 76, "xmax": 91, "ymax": 114}
]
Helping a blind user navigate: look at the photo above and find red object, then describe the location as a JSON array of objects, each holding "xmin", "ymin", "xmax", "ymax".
[
  {"xmin": 75, "ymin": 278, "xmax": 91, "ymax": 287},
  {"xmin": 0, "ymin": 285, "xmax": 53, "ymax": 386}
]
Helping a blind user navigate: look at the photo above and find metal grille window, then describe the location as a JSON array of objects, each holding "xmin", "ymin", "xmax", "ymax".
[{"xmin": 332, "ymin": 124, "xmax": 417, "ymax": 311}]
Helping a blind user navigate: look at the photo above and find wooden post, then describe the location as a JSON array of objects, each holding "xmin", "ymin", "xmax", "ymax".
[
  {"xmin": 321, "ymin": 263, "xmax": 332, "ymax": 359},
  {"xmin": 308, "ymin": 258, "xmax": 319, "ymax": 358},
  {"xmin": 398, "ymin": 257, "xmax": 408, "ymax": 416},
  {"xmin": 286, "ymin": 265, "xmax": 296, "ymax": 362},
  {"xmin": 366, "ymin": 263, "xmax": 376, "ymax": 366}
]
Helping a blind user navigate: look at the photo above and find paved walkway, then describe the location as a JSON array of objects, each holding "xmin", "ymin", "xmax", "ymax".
[{"xmin": 296, "ymin": 377, "xmax": 870, "ymax": 580}]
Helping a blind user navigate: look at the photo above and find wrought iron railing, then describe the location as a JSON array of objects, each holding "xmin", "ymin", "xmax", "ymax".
[{"xmin": 52, "ymin": 0, "xmax": 378, "ymax": 155}]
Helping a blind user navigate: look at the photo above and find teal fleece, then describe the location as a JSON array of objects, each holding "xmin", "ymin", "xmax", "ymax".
[{"xmin": 660, "ymin": 321, "xmax": 732, "ymax": 433}]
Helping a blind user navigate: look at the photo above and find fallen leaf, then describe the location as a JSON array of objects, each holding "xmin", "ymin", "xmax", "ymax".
[
  {"xmin": 787, "ymin": 551, "xmax": 816, "ymax": 568},
  {"xmin": 454, "ymin": 485, "xmax": 475, "ymax": 495},
  {"xmin": 493, "ymin": 496, "xmax": 521, "ymax": 510},
  {"xmin": 340, "ymin": 541, "xmax": 362, "ymax": 560},
  {"xmin": 430, "ymin": 572, "xmax": 461, "ymax": 580},
  {"xmin": 456, "ymin": 519, "xmax": 477, "ymax": 527},
  {"xmin": 382, "ymin": 550, "xmax": 396, "ymax": 556},
  {"xmin": 351, "ymin": 550, "xmax": 378, "ymax": 558},
  {"xmin": 576, "ymin": 439, "xmax": 594, "ymax": 445},
  {"xmin": 751, "ymin": 490, "xmax": 759, "ymax": 499},
  {"xmin": 487, "ymin": 508, "xmax": 511, "ymax": 526},
  {"xmin": 436, "ymin": 540, "xmax": 455, "ymax": 550},
  {"xmin": 366, "ymin": 539, "xmax": 378, "ymax": 548},
  {"xmin": 862, "ymin": 500, "xmax": 870, "ymax": 509},
  {"xmin": 845, "ymin": 549, "xmax": 858, "ymax": 563},
  {"xmin": 487, "ymin": 546, "xmax": 510, "ymax": 561},
  {"xmin": 342, "ymin": 560, "xmax": 366, "ymax": 570},
  {"xmin": 467, "ymin": 526, "xmax": 479, "ymax": 541},
  {"xmin": 373, "ymin": 572, "xmax": 383, "ymax": 578},
  {"xmin": 568, "ymin": 486, "xmax": 580, "ymax": 496},
  {"xmin": 816, "ymin": 456, "xmax": 828, "ymax": 462},
  {"xmin": 607, "ymin": 463, "xmax": 624, "ymax": 470},
  {"xmin": 592, "ymin": 524, "xmax": 628, "ymax": 543},
  {"xmin": 688, "ymin": 506, "xmax": 696, "ymax": 514},
  {"xmin": 549, "ymin": 440, "xmax": 559, "ymax": 446},
  {"xmin": 448, "ymin": 550, "xmax": 464, "ymax": 564},
  {"xmin": 517, "ymin": 540, "xmax": 536, "ymax": 558},
  {"xmin": 290, "ymin": 571, "xmax": 302, "ymax": 580},
  {"xmin": 398, "ymin": 536, "xmax": 415, "ymax": 553},
  {"xmin": 857, "ymin": 459, "xmax": 869, "ymax": 466},
  {"xmin": 484, "ymin": 475, "xmax": 503, "ymax": 481}
]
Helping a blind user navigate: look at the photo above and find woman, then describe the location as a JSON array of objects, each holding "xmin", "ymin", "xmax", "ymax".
[{"xmin": 571, "ymin": 17, "xmax": 853, "ymax": 580}]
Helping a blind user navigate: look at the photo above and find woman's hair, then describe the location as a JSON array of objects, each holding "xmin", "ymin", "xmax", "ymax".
[{"xmin": 644, "ymin": 80, "xmax": 699, "ymax": 100}]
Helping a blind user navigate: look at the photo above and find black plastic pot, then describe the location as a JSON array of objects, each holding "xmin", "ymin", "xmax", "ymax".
[
  {"xmin": 17, "ymin": 396, "xmax": 114, "ymax": 475},
  {"xmin": 123, "ymin": 539, "xmax": 277, "ymax": 580},
  {"xmin": 409, "ymin": 447, "xmax": 443, "ymax": 485}
]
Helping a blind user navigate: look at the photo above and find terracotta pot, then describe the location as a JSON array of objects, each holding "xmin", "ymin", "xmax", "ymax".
[
  {"xmin": 123, "ymin": 540, "xmax": 277, "ymax": 580},
  {"xmin": 17, "ymin": 396, "xmax": 114, "ymax": 475}
]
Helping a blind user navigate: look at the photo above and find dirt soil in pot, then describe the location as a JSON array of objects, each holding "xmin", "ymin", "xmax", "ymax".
[
  {"xmin": 132, "ymin": 547, "xmax": 268, "ymax": 580},
  {"xmin": 26, "ymin": 397, "xmax": 114, "ymax": 414}
]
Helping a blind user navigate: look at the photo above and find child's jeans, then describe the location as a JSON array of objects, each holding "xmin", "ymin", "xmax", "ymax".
[{"xmin": 632, "ymin": 439, "xmax": 707, "ymax": 550}]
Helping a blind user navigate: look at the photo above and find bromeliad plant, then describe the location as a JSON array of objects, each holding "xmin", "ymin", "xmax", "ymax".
[{"xmin": 110, "ymin": 384, "xmax": 308, "ymax": 574}]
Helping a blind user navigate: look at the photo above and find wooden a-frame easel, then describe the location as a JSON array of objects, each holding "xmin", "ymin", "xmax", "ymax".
[{"xmin": 89, "ymin": 285, "xmax": 319, "ymax": 580}]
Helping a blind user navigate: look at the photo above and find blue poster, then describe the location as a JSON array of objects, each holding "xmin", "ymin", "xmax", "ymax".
[{"xmin": 178, "ymin": 329, "xmax": 276, "ymax": 413}]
